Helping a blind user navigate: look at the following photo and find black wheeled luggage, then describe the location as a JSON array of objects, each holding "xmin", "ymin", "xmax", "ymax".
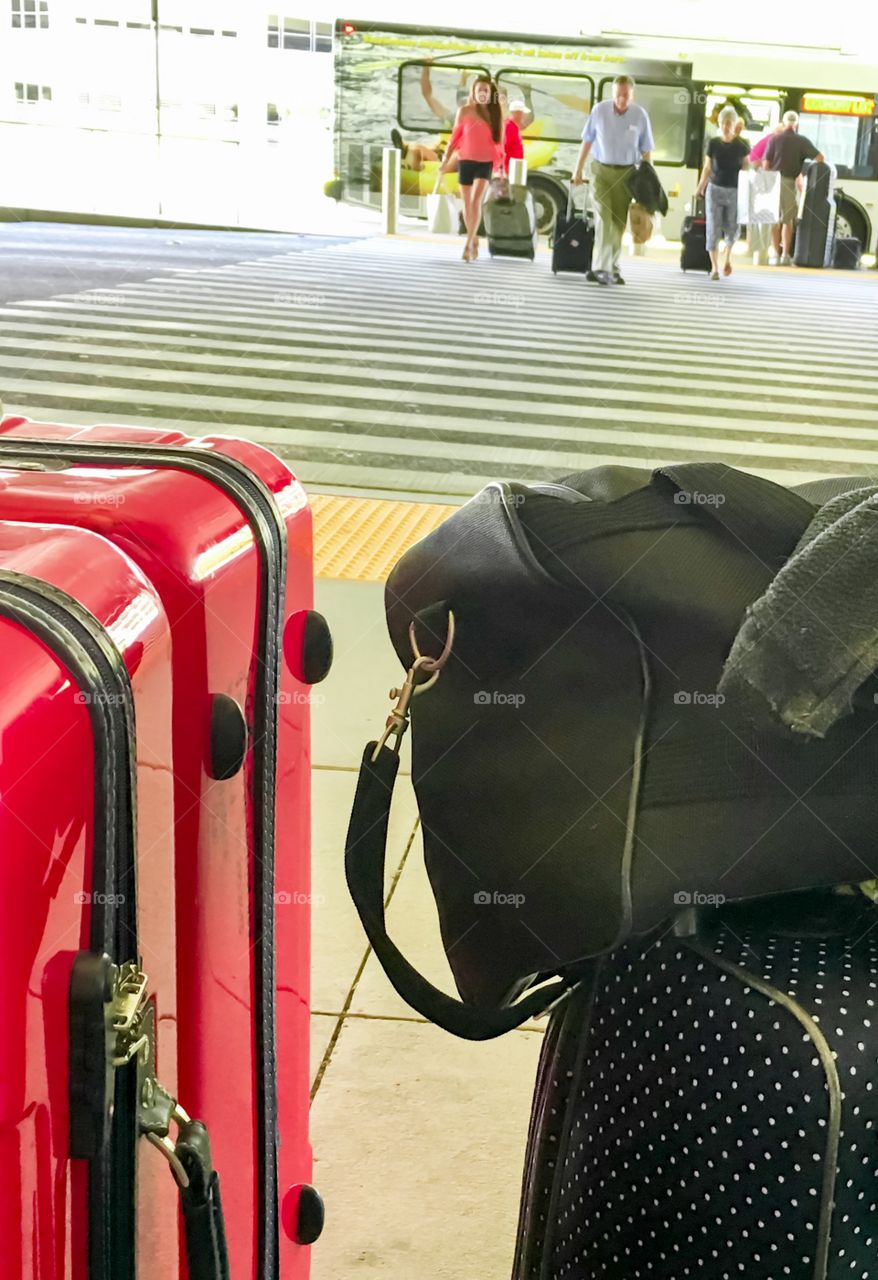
[
  {"xmin": 513, "ymin": 890, "xmax": 878, "ymax": 1280},
  {"xmin": 794, "ymin": 161, "xmax": 836, "ymax": 268},
  {"xmin": 551, "ymin": 185, "xmax": 594, "ymax": 274},
  {"xmin": 680, "ymin": 196, "xmax": 710, "ymax": 272},
  {"xmin": 484, "ymin": 179, "xmax": 539, "ymax": 260},
  {"xmin": 833, "ymin": 236, "xmax": 863, "ymax": 269}
]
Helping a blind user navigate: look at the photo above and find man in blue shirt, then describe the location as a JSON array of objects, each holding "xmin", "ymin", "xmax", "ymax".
[{"xmin": 573, "ymin": 75, "xmax": 655, "ymax": 284}]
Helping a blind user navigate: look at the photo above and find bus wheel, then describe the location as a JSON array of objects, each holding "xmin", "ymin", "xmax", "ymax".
[
  {"xmin": 835, "ymin": 198, "xmax": 870, "ymax": 253},
  {"xmin": 527, "ymin": 177, "xmax": 565, "ymax": 235}
]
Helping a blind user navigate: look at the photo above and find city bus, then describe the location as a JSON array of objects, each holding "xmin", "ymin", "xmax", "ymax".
[{"xmin": 328, "ymin": 19, "xmax": 878, "ymax": 250}]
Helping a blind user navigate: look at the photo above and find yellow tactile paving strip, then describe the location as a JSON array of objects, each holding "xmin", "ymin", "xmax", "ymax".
[{"xmin": 310, "ymin": 494, "xmax": 456, "ymax": 581}]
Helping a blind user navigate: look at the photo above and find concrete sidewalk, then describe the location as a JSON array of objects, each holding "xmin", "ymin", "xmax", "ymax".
[{"xmin": 308, "ymin": 577, "xmax": 543, "ymax": 1279}]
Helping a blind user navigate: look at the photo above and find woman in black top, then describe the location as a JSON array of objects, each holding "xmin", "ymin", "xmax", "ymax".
[{"xmin": 696, "ymin": 106, "xmax": 751, "ymax": 279}]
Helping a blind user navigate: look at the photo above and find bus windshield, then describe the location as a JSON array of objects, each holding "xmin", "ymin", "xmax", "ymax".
[{"xmin": 798, "ymin": 105, "xmax": 878, "ymax": 180}]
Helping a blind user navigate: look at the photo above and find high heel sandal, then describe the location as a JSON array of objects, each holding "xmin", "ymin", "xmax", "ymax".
[{"xmin": 462, "ymin": 242, "xmax": 473, "ymax": 262}]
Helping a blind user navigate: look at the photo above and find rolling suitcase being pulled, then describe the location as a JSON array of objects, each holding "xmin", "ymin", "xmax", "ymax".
[
  {"xmin": 551, "ymin": 185, "xmax": 594, "ymax": 274},
  {"xmin": 513, "ymin": 890, "xmax": 878, "ymax": 1280},
  {"xmin": 484, "ymin": 178, "xmax": 539, "ymax": 260},
  {"xmin": 680, "ymin": 196, "xmax": 711, "ymax": 272},
  {"xmin": 794, "ymin": 161, "xmax": 836, "ymax": 268},
  {"xmin": 833, "ymin": 236, "xmax": 863, "ymax": 269},
  {"xmin": 0, "ymin": 418, "xmax": 331, "ymax": 1280}
]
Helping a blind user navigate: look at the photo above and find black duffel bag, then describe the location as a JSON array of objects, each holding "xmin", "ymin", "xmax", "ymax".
[{"xmin": 345, "ymin": 463, "xmax": 878, "ymax": 1040}]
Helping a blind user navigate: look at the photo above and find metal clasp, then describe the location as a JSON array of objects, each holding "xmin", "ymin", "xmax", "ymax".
[
  {"xmin": 371, "ymin": 611, "xmax": 455, "ymax": 763},
  {"xmin": 110, "ymin": 962, "xmax": 149, "ymax": 1067}
]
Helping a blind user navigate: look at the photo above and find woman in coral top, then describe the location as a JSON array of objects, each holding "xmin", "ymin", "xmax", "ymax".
[{"xmin": 439, "ymin": 77, "xmax": 504, "ymax": 261}]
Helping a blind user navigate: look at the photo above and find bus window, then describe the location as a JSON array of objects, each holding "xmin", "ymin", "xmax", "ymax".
[
  {"xmin": 398, "ymin": 62, "xmax": 490, "ymax": 133},
  {"xmin": 798, "ymin": 104, "xmax": 878, "ymax": 180},
  {"xmin": 599, "ymin": 79, "xmax": 688, "ymax": 165},
  {"xmin": 495, "ymin": 70, "xmax": 593, "ymax": 144},
  {"xmin": 702, "ymin": 88, "xmax": 782, "ymax": 147}
]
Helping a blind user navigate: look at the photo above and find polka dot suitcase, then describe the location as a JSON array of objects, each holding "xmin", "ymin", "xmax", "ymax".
[{"xmin": 513, "ymin": 891, "xmax": 878, "ymax": 1280}]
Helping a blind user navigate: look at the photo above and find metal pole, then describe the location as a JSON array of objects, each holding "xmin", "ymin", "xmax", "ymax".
[
  {"xmin": 508, "ymin": 157, "xmax": 527, "ymax": 187},
  {"xmin": 382, "ymin": 146, "xmax": 400, "ymax": 235}
]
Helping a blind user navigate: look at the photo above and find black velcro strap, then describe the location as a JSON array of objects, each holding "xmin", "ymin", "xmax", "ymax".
[
  {"xmin": 654, "ymin": 464, "xmax": 816, "ymax": 563},
  {"xmin": 643, "ymin": 721, "xmax": 878, "ymax": 808},
  {"xmin": 345, "ymin": 744, "xmax": 569, "ymax": 1041}
]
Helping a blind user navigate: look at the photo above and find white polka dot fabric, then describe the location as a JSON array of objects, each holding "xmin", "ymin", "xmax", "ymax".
[{"xmin": 513, "ymin": 893, "xmax": 878, "ymax": 1280}]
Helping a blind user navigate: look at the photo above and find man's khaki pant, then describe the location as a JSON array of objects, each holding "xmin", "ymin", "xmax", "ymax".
[{"xmin": 592, "ymin": 161, "xmax": 635, "ymax": 274}]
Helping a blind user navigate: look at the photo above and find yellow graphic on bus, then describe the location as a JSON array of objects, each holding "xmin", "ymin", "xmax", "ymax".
[{"xmin": 800, "ymin": 93, "xmax": 876, "ymax": 117}]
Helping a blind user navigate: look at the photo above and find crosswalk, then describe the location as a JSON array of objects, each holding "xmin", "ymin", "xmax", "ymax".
[{"xmin": 1, "ymin": 234, "xmax": 878, "ymax": 498}]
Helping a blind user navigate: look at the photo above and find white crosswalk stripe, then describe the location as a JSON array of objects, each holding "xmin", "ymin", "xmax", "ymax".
[{"xmin": 1, "ymin": 236, "xmax": 877, "ymax": 499}]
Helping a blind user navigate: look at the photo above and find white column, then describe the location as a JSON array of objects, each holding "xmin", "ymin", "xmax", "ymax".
[{"xmin": 382, "ymin": 145, "xmax": 400, "ymax": 235}]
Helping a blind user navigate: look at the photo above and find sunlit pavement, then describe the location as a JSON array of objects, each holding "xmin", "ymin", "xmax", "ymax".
[
  {"xmin": 308, "ymin": 577, "xmax": 543, "ymax": 1280},
  {"xmin": 1, "ymin": 224, "xmax": 876, "ymax": 503}
]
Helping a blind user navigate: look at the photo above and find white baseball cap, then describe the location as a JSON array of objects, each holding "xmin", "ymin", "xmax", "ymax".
[{"xmin": 508, "ymin": 99, "xmax": 528, "ymax": 112}]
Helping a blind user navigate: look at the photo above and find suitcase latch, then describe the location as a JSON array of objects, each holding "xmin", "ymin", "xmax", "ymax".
[{"xmin": 108, "ymin": 961, "xmax": 193, "ymax": 1188}]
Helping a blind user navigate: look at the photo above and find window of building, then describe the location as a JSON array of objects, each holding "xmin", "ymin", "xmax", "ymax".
[
  {"xmin": 160, "ymin": 99, "xmax": 238, "ymax": 124},
  {"xmin": 15, "ymin": 80, "xmax": 51, "ymax": 102},
  {"xmin": 267, "ymin": 15, "xmax": 328, "ymax": 52},
  {"xmin": 11, "ymin": 0, "xmax": 49, "ymax": 29},
  {"xmin": 78, "ymin": 90, "xmax": 122, "ymax": 112},
  {"xmin": 267, "ymin": 103, "xmax": 281, "ymax": 125}
]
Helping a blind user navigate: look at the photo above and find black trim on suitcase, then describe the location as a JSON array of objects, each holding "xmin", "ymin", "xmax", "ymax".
[
  {"xmin": 0, "ymin": 571, "xmax": 138, "ymax": 1280},
  {"xmin": 0, "ymin": 437, "xmax": 287, "ymax": 1280}
]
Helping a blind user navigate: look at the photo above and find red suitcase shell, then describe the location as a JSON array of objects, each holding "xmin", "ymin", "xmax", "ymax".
[
  {"xmin": 0, "ymin": 519, "xmax": 180, "ymax": 1280},
  {"xmin": 0, "ymin": 418, "xmax": 329, "ymax": 1280}
]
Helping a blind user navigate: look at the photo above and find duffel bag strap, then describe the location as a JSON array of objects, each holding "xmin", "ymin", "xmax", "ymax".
[
  {"xmin": 655, "ymin": 463, "xmax": 816, "ymax": 561},
  {"xmin": 346, "ymin": 743, "xmax": 570, "ymax": 1040}
]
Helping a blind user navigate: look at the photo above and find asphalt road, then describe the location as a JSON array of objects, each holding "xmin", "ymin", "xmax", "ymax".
[{"xmin": 0, "ymin": 221, "xmax": 359, "ymax": 306}]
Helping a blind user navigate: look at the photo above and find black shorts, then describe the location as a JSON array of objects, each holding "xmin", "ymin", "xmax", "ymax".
[{"xmin": 458, "ymin": 159, "xmax": 493, "ymax": 186}]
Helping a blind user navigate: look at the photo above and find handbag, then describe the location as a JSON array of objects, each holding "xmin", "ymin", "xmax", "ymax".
[
  {"xmin": 346, "ymin": 464, "xmax": 878, "ymax": 1040},
  {"xmin": 628, "ymin": 201, "xmax": 654, "ymax": 244},
  {"xmin": 425, "ymin": 173, "xmax": 457, "ymax": 234}
]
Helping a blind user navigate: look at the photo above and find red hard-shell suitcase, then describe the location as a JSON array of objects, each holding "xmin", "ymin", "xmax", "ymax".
[
  {"xmin": 0, "ymin": 419, "xmax": 331, "ymax": 1279},
  {"xmin": 0, "ymin": 519, "xmax": 182, "ymax": 1280}
]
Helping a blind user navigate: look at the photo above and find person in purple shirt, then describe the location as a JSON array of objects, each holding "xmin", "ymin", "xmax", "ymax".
[
  {"xmin": 763, "ymin": 111, "xmax": 824, "ymax": 264},
  {"xmin": 572, "ymin": 75, "xmax": 655, "ymax": 285}
]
